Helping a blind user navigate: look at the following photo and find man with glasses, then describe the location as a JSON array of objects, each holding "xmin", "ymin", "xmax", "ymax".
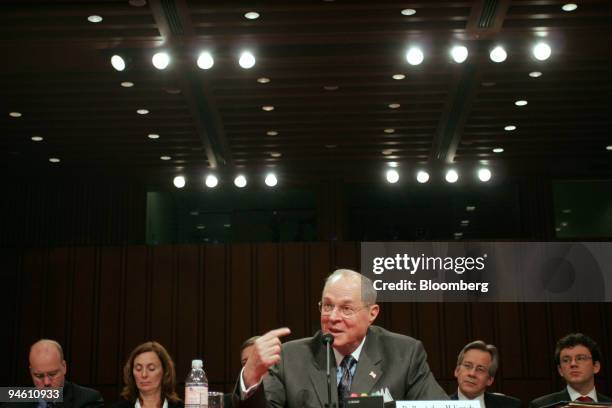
[
  {"xmin": 235, "ymin": 269, "xmax": 447, "ymax": 408},
  {"xmin": 2, "ymin": 339, "xmax": 103, "ymax": 408},
  {"xmin": 450, "ymin": 341, "xmax": 521, "ymax": 408},
  {"xmin": 529, "ymin": 333, "xmax": 612, "ymax": 408}
]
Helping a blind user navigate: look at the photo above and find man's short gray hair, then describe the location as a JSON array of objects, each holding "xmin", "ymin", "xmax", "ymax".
[
  {"xmin": 456, "ymin": 340, "xmax": 498, "ymax": 377},
  {"xmin": 323, "ymin": 269, "xmax": 377, "ymax": 305}
]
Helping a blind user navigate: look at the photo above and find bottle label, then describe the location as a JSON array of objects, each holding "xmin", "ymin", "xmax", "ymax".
[{"xmin": 185, "ymin": 385, "xmax": 208, "ymax": 406}]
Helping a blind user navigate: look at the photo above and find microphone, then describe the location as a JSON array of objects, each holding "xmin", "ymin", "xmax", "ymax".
[{"xmin": 322, "ymin": 333, "xmax": 336, "ymax": 408}]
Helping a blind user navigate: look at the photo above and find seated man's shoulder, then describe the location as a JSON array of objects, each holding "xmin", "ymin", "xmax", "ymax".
[
  {"xmin": 487, "ymin": 392, "xmax": 522, "ymax": 408},
  {"xmin": 65, "ymin": 381, "xmax": 104, "ymax": 408},
  {"xmin": 598, "ymin": 393, "xmax": 612, "ymax": 403},
  {"xmin": 528, "ymin": 391, "xmax": 567, "ymax": 408}
]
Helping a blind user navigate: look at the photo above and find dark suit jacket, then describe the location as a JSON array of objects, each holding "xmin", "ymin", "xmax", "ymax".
[
  {"xmin": 450, "ymin": 391, "xmax": 522, "ymax": 408},
  {"xmin": 108, "ymin": 398, "xmax": 184, "ymax": 408},
  {"xmin": 234, "ymin": 325, "xmax": 448, "ymax": 408},
  {"xmin": 529, "ymin": 389, "xmax": 612, "ymax": 408},
  {"xmin": 1, "ymin": 381, "xmax": 103, "ymax": 408}
]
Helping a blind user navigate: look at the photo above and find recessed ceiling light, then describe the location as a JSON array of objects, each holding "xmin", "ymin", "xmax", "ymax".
[
  {"xmin": 244, "ymin": 11, "xmax": 260, "ymax": 20},
  {"xmin": 190, "ymin": 211, "xmax": 199, "ymax": 216},
  {"xmin": 323, "ymin": 85, "xmax": 339, "ymax": 91},
  {"xmin": 416, "ymin": 170, "xmax": 430, "ymax": 184},
  {"xmin": 234, "ymin": 175, "xmax": 247, "ymax": 188},
  {"xmin": 197, "ymin": 51, "xmax": 214, "ymax": 70},
  {"xmin": 160, "ymin": 155, "xmax": 171, "ymax": 160},
  {"xmin": 406, "ymin": 47, "xmax": 424, "ymax": 65},
  {"xmin": 384, "ymin": 128, "xmax": 395, "ymax": 134},
  {"xmin": 381, "ymin": 149, "xmax": 394, "ymax": 156},
  {"xmin": 265, "ymin": 173, "xmax": 278, "ymax": 187},
  {"xmin": 466, "ymin": 206, "xmax": 476, "ymax": 212},
  {"xmin": 460, "ymin": 220, "xmax": 470, "ymax": 226},
  {"xmin": 128, "ymin": 0, "xmax": 147, "ymax": 6},
  {"xmin": 205, "ymin": 174, "xmax": 218, "ymax": 188},
  {"xmin": 392, "ymin": 74, "xmax": 406, "ymax": 80},
  {"xmin": 489, "ymin": 46, "xmax": 507, "ymax": 63},
  {"xmin": 492, "ymin": 147, "xmax": 504, "ymax": 153},
  {"xmin": 561, "ymin": 221, "xmax": 569, "ymax": 227},
  {"xmin": 147, "ymin": 133, "xmax": 160, "ymax": 139},
  {"xmin": 445, "ymin": 169, "xmax": 459, "ymax": 183},
  {"xmin": 562, "ymin": 3, "xmax": 578, "ymax": 12},
  {"xmin": 454, "ymin": 232, "xmax": 463, "ymax": 239},
  {"xmin": 325, "ymin": 144, "xmax": 337, "ymax": 149},
  {"xmin": 477, "ymin": 168, "xmax": 492, "ymax": 182},
  {"xmin": 87, "ymin": 15, "xmax": 103, "ymax": 23},
  {"xmin": 386, "ymin": 169, "xmax": 400, "ymax": 184},
  {"xmin": 152, "ymin": 52, "xmax": 170, "ymax": 69},
  {"xmin": 532, "ymin": 42, "xmax": 552, "ymax": 61},
  {"xmin": 388, "ymin": 162, "xmax": 398, "ymax": 168},
  {"xmin": 515, "ymin": 100, "xmax": 528, "ymax": 106},
  {"xmin": 270, "ymin": 152, "xmax": 282, "ymax": 158},
  {"xmin": 257, "ymin": 77, "xmax": 271, "ymax": 84},
  {"xmin": 49, "ymin": 157, "xmax": 60, "ymax": 163},
  {"xmin": 110, "ymin": 55, "xmax": 126, "ymax": 71},
  {"xmin": 450, "ymin": 45, "xmax": 469, "ymax": 63},
  {"xmin": 173, "ymin": 176, "xmax": 186, "ymax": 188},
  {"xmin": 224, "ymin": 223, "xmax": 232, "ymax": 228},
  {"xmin": 482, "ymin": 81, "xmax": 496, "ymax": 87},
  {"xmin": 9, "ymin": 112, "xmax": 22, "ymax": 118},
  {"xmin": 165, "ymin": 87, "xmax": 181, "ymax": 94},
  {"xmin": 239, "ymin": 51, "xmax": 256, "ymax": 69},
  {"xmin": 562, "ymin": 209, "xmax": 572, "ymax": 214},
  {"xmin": 401, "ymin": 8, "xmax": 416, "ymax": 16},
  {"xmin": 267, "ymin": 130, "xmax": 278, "ymax": 136},
  {"xmin": 196, "ymin": 225, "xmax": 205, "ymax": 230},
  {"xmin": 31, "ymin": 136, "xmax": 43, "ymax": 142},
  {"xmin": 529, "ymin": 71, "xmax": 542, "ymax": 78},
  {"xmin": 555, "ymin": 227, "xmax": 562, "ymax": 232},
  {"xmin": 120, "ymin": 81, "xmax": 134, "ymax": 88},
  {"xmin": 504, "ymin": 125, "xmax": 517, "ymax": 131},
  {"xmin": 137, "ymin": 109, "xmax": 149, "ymax": 115},
  {"xmin": 535, "ymin": 31, "xmax": 548, "ymax": 38},
  {"xmin": 606, "ymin": 145, "xmax": 612, "ymax": 151},
  {"xmin": 388, "ymin": 103, "xmax": 400, "ymax": 109}
]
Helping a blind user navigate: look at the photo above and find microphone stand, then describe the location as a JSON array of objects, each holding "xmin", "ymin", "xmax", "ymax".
[{"xmin": 324, "ymin": 336, "xmax": 337, "ymax": 408}]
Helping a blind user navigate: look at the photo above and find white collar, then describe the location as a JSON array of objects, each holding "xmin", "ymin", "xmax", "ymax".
[
  {"xmin": 332, "ymin": 335, "xmax": 367, "ymax": 367},
  {"xmin": 135, "ymin": 398, "xmax": 169, "ymax": 408},
  {"xmin": 567, "ymin": 385, "xmax": 598, "ymax": 402},
  {"xmin": 457, "ymin": 388, "xmax": 486, "ymax": 408}
]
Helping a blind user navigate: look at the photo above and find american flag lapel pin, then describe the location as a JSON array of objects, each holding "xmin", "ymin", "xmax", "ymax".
[{"xmin": 369, "ymin": 371, "xmax": 377, "ymax": 379}]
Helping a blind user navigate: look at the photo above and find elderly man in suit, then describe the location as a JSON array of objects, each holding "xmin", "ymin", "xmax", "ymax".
[
  {"xmin": 450, "ymin": 340, "xmax": 521, "ymax": 408},
  {"xmin": 234, "ymin": 268, "xmax": 447, "ymax": 408},
  {"xmin": 2, "ymin": 339, "xmax": 103, "ymax": 408},
  {"xmin": 529, "ymin": 333, "xmax": 612, "ymax": 408}
]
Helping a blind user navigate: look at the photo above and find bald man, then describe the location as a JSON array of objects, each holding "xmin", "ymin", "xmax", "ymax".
[{"xmin": 2, "ymin": 339, "xmax": 103, "ymax": 408}]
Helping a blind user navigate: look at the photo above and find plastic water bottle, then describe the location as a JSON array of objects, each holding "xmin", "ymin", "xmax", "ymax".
[{"xmin": 185, "ymin": 359, "xmax": 208, "ymax": 408}]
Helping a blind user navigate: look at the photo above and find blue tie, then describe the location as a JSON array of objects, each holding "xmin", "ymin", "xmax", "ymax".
[{"xmin": 338, "ymin": 355, "xmax": 356, "ymax": 406}]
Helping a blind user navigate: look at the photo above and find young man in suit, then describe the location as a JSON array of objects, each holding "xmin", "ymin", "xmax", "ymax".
[
  {"xmin": 234, "ymin": 269, "xmax": 447, "ymax": 408},
  {"xmin": 529, "ymin": 333, "xmax": 612, "ymax": 408},
  {"xmin": 450, "ymin": 340, "xmax": 521, "ymax": 408}
]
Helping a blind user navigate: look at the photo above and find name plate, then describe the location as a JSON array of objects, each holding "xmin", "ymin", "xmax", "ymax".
[{"xmin": 396, "ymin": 401, "xmax": 481, "ymax": 408}]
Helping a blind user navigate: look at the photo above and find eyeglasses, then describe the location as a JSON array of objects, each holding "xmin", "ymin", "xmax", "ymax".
[
  {"xmin": 560, "ymin": 354, "xmax": 592, "ymax": 365},
  {"xmin": 32, "ymin": 370, "xmax": 61, "ymax": 380},
  {"xmin": 318, "ymin": 301, "xmax": 369, "ymax": 318},
  {"xmin": 460, "ymin": 362, "xmax": 489, "ymax": 376}
]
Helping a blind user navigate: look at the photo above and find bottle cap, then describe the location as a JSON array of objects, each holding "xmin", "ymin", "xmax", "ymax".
[{"xmin": 191, "ymin": 359, "xmax": 203, "ymax": 368}]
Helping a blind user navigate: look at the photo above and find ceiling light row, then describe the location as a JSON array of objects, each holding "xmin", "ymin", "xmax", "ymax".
[
  {"xmin": 384, "ymin": 167, "xmax": 493, "ymax": 184},
  {"xmin": 110, "ymin": 50, "xmax": 257, "ymax": 71},
  {"xmin": 173, "ymin": 173, "xmax": 279, "ymax": 189},
  {"xmin": 403, "ymin": 42, "xmax": 552, "ymax": 65}
]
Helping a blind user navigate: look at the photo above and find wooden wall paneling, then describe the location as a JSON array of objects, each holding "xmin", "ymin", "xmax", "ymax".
[
  {"xmin": 174, "ymin": 245, "xmax": 201, "ymax": 384},
  {"xmin": 388, "ymin": 302, "xmax": 415, "ymax": 338},
  {"xmin": 44, "ymin": 247, "xmax": 71, "ymax": 346},
  {"xmin": 523, "ymin": 303, "xmax": 551, "ymax": 379},
  {"xmin": 574, "ymin": 303, "xmax": 605, "ymax": 343},
  {"xmin": 0, "ymin": 249, "xmax": 20, "ymax": 384},
  {"xmin": 308, "ymin": 243, "xmax": 331, "ymax": 334},
  {"xmin": 442, "ymin": 303, "xmax": 469, "ymax": 380},
  {"xmin": 122, "ymin": 246, "xmax": 149, "ymax": 353},
  {"xmin": 149, "ymin": 245, "xmax": 175, "ymax": 350},
  {"xmin": 204, "ymin": 245, "xmax": 228, "ymax": 389},
  {"xmin": 548, "ymin": 303, "xmax": 575, "ymax": 342},
  {"xmin": 497, "ymin": 304, "xmax": 523, "ymax": 378},
  {"xmin": 470, "ymin": 303, "xmax": 496, "ymax": 345},
  {"xmin": 69, "ymin": 247, "xmax": 96, "ymax": 385},
  {"xmin": 415, "ymin": 304, "xmax": 443, "ymax": 379},
  {"xmin": 334, "ymin": 242, "xmax": 358, "ymax": 270},
  {"xmin": 255, "ymin": 243, "xmax": 280, "ymax": 334},
  {"xmin": 281, "ymin": 243, "xmax": 308, "ymax": 340},
  {"xmin": 95, "ymin": 247, "xmax": 123, "ymax": 387}
]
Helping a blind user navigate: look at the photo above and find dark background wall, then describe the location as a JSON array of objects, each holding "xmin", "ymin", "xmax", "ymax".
[{"xmin": 1, "ymin": 243, "xmax": 611, "ymax": 405}]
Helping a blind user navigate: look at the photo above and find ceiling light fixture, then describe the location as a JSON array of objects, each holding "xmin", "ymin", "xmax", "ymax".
[
  {"xmin": 244, "ymin": 11, "xmax": 260, "ymax": 20},
  {"xmin": 152, "ymin": 52, "xmax": 170, "ymax": 69},
  {"xmin": 205, "ymin": 174, "xmax": 218, "ymax": 188},
  {"xmin": 406, "ymin": 47, "xmax": 424, "ymax": 65},
  {"xmin": 388, "ymin": 162, "xmax": 398, "ymax": 168},
  {"xmin": 111, "ymin": 55, "xmax": 126, "ymax": 71},
  {"xmin": 147, "ymin": 133, "xmax": 159, "ymax": 139},
  {"xmin": 477, "ymin": 168, "xmax": 492, "ymax": 182},
  {"xmin": 264, "ymin": 173, "xmax": 278, "ymax": 187},
  {"xmin": 87, "ymin": 15, "xmax": 103, "ymax": 23},
  {"xmin": 120, "ymin": 81, "xmax": 134, "ymax": 87},
  {"xmin": 492, "ymin": 147, "xmax": 504, "ymax": 153},
  {"xmin": 388, "ymin": 103, "xmax": 400, "ymax": 109},
  {"xmin": 323, "ymin": 85, "xmax": 339, "ymax": 91},
  {"xmin": 262, "ymin": 105, "xmax": 275, "ymax": 111},
  {"xmin": 562, "ymin": 3, "xmax": 578, "ymax": 12},
  {"xmin": 270, "ymin": 152, "xmax": 282, "ymax": 158},
  {"xmin": 416, "ymin": 170, "xmax": 430, "ymax": 184},
  {"xmin": 31, "ymin": 136, "xmax": 43, "ymax": 142},
  {"xmin": 267, "ymin": 130, "xmax": 278, "ymax": 136},
  {"xmin": 234, "ymin": 174, "xmax": 247, "ymax": 188},
  {"xmin": 136, "ymin": 109, "xmax": 149, "ymax": 115},
  {"xmin": 450, "ymin": 45, "xmax": 469, "ymax": 63},
  {"xmin": 9, "ymin": 111, "xmax": 22, "ymax": 118},
  {"xmin": 489, "ymin": 46, "xmax": 507, "ymax": 63},
  {"xmin": 401, "ymin": 8, "xmax": 416, "ymax": 16},
  {"xmin": 49, "ymin": 158, "xmax": 60, "ymax": 163},
  {"xmin": 239, "ymin": 51, "xmax": 256, "ymax": 69},
  {"xmin": 515, "ymin": 100, "xmax": 528, "ymax": 106},
  {"xmin": 445, "ymin": 169, "xmax": 459, "ymax": 183},
  {"xmin": 160, "ymin": 155, "xmax": 171, "ymax": 161},
  {"xmin": 197, "ymin": 51, "xmax": 214, "ymax": 69},
  {"xmin": 384, "ymin": 128, "xmax": 395, "ymax": 134},
  {"xmin": 173, "ymin": 176, "xmax": 186, "ymax": 188},
  {"xmin": 606, "ymin": 145, "xmax": 612, "ymax": 151},
  {"xmin": 504, "ymin": 125, "xmax": 517, "ymax": 131},
  {"xmin": 532, "ymin": 42, "xmax": 552, "ymax": 61},
  {"xmin": 529, "ymin": 71, "xmax": 543, "ymax": 78},
  {"xmin": 257, "ymin": 77, "xmax": 270, "ymax": 83},
  {"xmin": 392, "ymin": 74, "xmax": 405, "ymax": 80},
  {"xmin": 386, "ymin": 169, "xmax": 400, "ymax": 184}
]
